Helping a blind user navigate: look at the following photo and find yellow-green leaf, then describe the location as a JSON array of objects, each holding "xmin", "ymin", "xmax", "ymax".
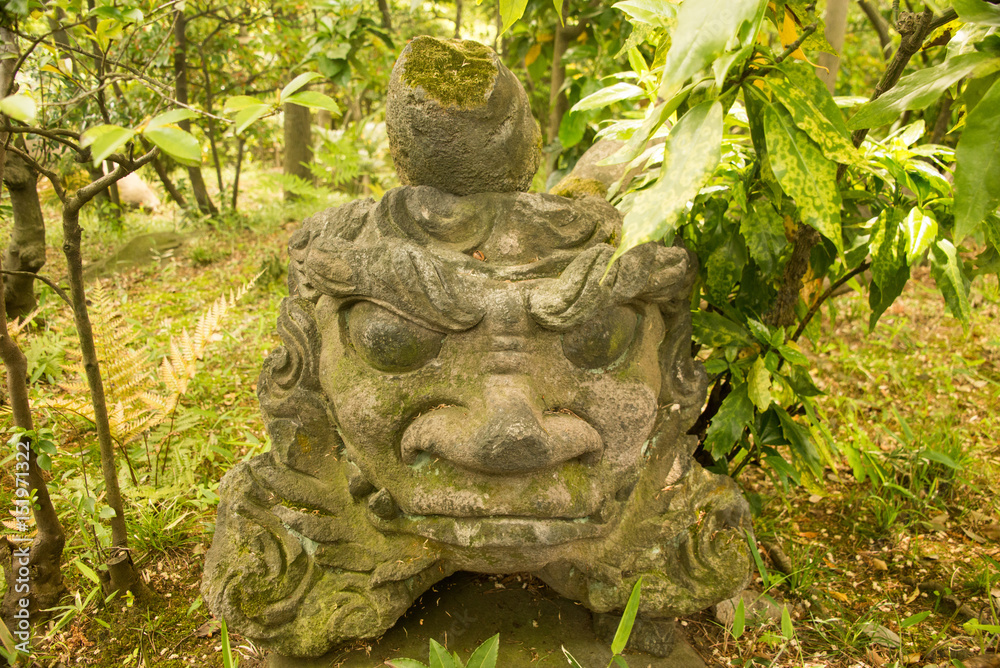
[
  {"xmin": 930, "ymin": 238, "xmax": 972, "ymax": 327},
  {"xmin": 763, "ymin": 104, "xmax": 843, "ymax": 254},
  {"xmin": 284, "ymin": 91, "xmax": 341, "ymax": 114},
  {"xmin": 571, "ymin": 83, "xmax": 645, "ymax": 112},
  {"xmin": 499, "ymin": 0, "xmax": 529, "ymax": 35},
  {"xmin": 747, "ymin": 357, "xmax": 772, "ymax": 410},
  {"xmin": 615, "ymin": 100, "xmax": 723, "ymax": 261},
  {"xmin": 847, "ymin": 52, "xmax": 991, "ymax": 131},
  {"xmin": 224, "ymin": 95, "xmax": 265, "ymax": 113},
  {"xmin": 657, "ymin": 0, "xmax": 764, "ymax": 100},
  {"xmin": 280, "ymin": 72, "xmax": 324, "ymax": 101},
  {"xmin": 903, "ymin": 207, "xmax": 938, "ymax": 263},
  {"xmin": 147, "ymin": 108, "xmax": 199, "ymax": 129},
  {"xmin": 81, "ymin": 124, "xmax": 136, "ymax": 165},
  {"xmin": 143, "ymin": 126, "xmax": 202, "ymax": 167},
  {"xmin": 954, "ymin": 77, "xmax": 1000, "ymax": 241},
  {"xmin": 233, "ymin": 104, "xmax": 271, "ymax": 135},
  {"xmin": 954, "ymin": 0, "xmax": 1000, "ymax": 26},
  {"xmin": 0, "ymin": 94, "xmax": 36, "ymax": 123}
]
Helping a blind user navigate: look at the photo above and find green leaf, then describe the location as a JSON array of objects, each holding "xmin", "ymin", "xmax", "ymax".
[
  {"xmin": 613, "ymin": 0, "xmax": 677, "ymax": 28},
  {"xmin": 386, "ymin": 660, "xmax": 429, "ymax": 668},
  {"xmin": 780, "ymin": 605, "xmax": 794, "ymax": 640},
  {"xmin": 704, "ymin": 382, "xmax": 754, "ymax": 459},
  {"xmin": 224, "ymin": 95, "xmax": 265, "ymax": 113},
  {"xmin": 847, "ymin": 52, "xmax": 991, "ymax": 130},
  {"xmin": 99, "ymin": 506, "xmax": 118, "ymax": 520},
  {"xmin": 75, "ymin": 560, "xmax": 102, "ymax": 585},
  {"xmin": 559, "ymin": 110, "xmax": 589, "ymax": 150},
  {"xmin": 774, "ymin": 405, "xmax": 822, "ymax": 476},
  {"xmin": 612, "ymin": 577, "xmax": 643, "ymax": 655},
  {"xmin": 428, "ymin": 640, "xmax": 460, "ymax": 668},
  {"xmin": 615, "ymin": 100, "xmax": 723, "ymax": 261},
  {"xmin": 146, "ymin": 108, "xmax": 199, "ymax": 129},
  {"xmin": 691, "ymin": 311, "xmax": 753, "ymax": 347},
  {"xmin": 953, "ymin": 77, "xmax": 1000, "ymax": 241},
  {"xmin": 745, "ymin": 529, "xmax": 769, "ymax": 588},
  {"xmin": 763, "ymin": 104, "xmax": 843, "ymax": 253},
  {"xmin": 902, "ymin": 207, "xmax": 938, "ymax": 263},
  {"xmin": 36, "ymin": 453, "xmax": 51, "ymax": 471},
  {"xmin": 0, "ymin": 94, "xmax": 36, "ymax": 123},
  {"xmin": 81, "ymin": 124, "xmax": 136, "ymax": 165},
  {"xmin": 930, "ymin": 238, "xmax": 972, "ymax": 327},
  {"xmin": 705, "ymin": 232, "xmax": 748, "ymax": 301},
  {"xmin": 768, "ymin": 77, "xmax": 858, "ymax": 164},
  {"xmin": 499, "ymin": 0, "xmax": 529, "ymax": 35},
  {"xmin": 560, "ymin": 647, "xmax": 585, "ymax": 668},
  {"xmin": 732, "ymin": 598, "xmax": 746, "ymax": 639},
  {"xmin": 954, "ymin": 0, "xmax": 1000, "ymax": 26},
  {"xmin": 657, "ymin": 0, "xmax": 764, "ymax": 100},
  {"xmin": 900, "ymin": 610, "xmax": 931, "ymax": 628},
  {"xmin": 741, "ymin": 200, "xmax": 788, "ymax": 275},
  {"xmin": 465, "ymin": 634, "xmax": 499, "ymax": 668},
  {"xmin": 571, "ymin": 83, "xmax": 645, "ymax": 112},
  {"xmin": 869, "ymin": 261, "xmax": 910, "ymax": 331},
  {"xmin": 280, "ymin": 72, "xmax": 324, "ymax": 101},
  {"xmin": 221, "ymin": 620, "xmax": 236, "ymax": 668},
  {"xmin": 233, "ymin": 104, "xmax": 272, "ymax": 135},
  {"xmin": 143, "ymin": 126, "xmax": 202, "ymax": 167},
  {"xmin": 284, "ymin": 90, "xmax": 341, "ymax": 114},
  {"xmin": 747, "ymin": 358, "xmax": 772, "ymax": 411}
]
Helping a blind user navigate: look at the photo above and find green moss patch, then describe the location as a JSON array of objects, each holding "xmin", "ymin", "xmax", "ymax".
[{"xmin": 402, "ymin": 36, "xmax": 497, "ymax": 109}]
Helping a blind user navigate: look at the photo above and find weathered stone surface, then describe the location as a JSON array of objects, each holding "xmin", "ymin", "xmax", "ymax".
[
  {"xmin": 386, "ymin": 36, "xmax": 541, "ymax": 196},
  {"xmin": 203, "ymin": 35, "xmax": 752, "ymax": 661}
]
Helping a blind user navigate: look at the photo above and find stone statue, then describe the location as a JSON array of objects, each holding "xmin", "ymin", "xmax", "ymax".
[{"xmin": 203, "ymin": 35, "xmax": 752, "ymax": 662}]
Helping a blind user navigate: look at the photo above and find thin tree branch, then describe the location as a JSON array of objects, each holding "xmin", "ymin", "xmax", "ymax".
[
  {"xmin": 858, "ymin": 0, "xmax": 892, "ymax": 59},
  {"xmin": 776, "ymin": 23, "xmax": 818, "ymax": 63},
  {"xmin": 0, "ymin": 271, "xmax": 72, "ymax": 306},
  {"xmin": 791, "ymin": 261, "xmax": 872, "ymax": 342}
]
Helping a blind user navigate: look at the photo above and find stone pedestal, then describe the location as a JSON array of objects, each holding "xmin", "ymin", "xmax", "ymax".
[{"xmin": 266, "ymin": 572, "xmax": 705, "ymax": 668}]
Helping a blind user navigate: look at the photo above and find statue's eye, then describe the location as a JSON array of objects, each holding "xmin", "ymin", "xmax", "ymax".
[
  {"xmin": 347, "ymin": 302, "xmax": 444, "ymax": 372},
  {"xmin": 562, "ymin": 306, "xmax": 638, "ymax": 370}
]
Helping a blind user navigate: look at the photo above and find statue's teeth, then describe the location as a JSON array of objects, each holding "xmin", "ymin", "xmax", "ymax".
[{"xmin": 368, "ymin": 488, "xmax": 400, "ymax": 520}]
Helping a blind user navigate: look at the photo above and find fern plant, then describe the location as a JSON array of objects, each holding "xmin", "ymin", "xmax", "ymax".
[{"xmin": 47, "ymin": 273, "xmax": 261, "ymax": 447}]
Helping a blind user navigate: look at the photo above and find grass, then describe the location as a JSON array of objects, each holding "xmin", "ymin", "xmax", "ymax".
[{"xmin": 1, "ymin": 167, "xmax": 999, "ymax": 667}]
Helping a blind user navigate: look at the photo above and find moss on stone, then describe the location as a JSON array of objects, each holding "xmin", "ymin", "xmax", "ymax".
[
  {"xmin": 549, "ymin": 176, "xmax": 609, "ymax": 199},
  {"xmin": 401, "ymin": 36, "xmax": 497, "ymax": 109}
]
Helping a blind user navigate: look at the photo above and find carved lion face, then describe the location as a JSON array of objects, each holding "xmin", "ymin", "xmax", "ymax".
[{"xmin": 263, "ymin": 185, "xmax": 706, "ymax": 568}]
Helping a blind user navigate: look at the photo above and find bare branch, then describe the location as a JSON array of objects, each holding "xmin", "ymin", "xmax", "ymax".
[{"xmin": 0, "ymin": 271, "xmax": 72, "ymax": 306}]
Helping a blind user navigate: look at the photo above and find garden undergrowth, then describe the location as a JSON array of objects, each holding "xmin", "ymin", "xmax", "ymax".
[{"xmin": 1, "ymin": 171, "xmax": 998, "ymax": 667}]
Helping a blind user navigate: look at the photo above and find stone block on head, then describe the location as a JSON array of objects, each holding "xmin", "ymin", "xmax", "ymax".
[{"xmin": 386, "ymin": 35, "xmax": 541, "ymax": 196}]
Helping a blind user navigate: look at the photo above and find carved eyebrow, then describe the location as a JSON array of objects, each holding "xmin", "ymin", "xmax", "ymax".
[
  {"xmin": 526, "ymin": 243, "xmax": 695, "ymax": 330},
  {"xmin": 298, "ymin": 237, "xmax": 485, "ymax": 333}
]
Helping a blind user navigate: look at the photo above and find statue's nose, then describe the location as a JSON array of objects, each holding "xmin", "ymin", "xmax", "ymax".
[{"xmin": 400, "ymin": 386, "xmax": 602, "ymax": 475}]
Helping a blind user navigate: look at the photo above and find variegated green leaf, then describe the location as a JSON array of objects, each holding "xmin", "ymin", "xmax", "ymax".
[
  {"xmin": 571, "ymin": 83, "xmax": 645, "ymax": 112},
  {"xmin": 615, "ymin": 100, "xmax": 723, "ymax": 261},
  {"xmin": 768, "ymin": 77, "xmax": 858, "ymax": 164},
  {"xmin": 658, "ymin": 0, "xmax": 764, "ymax": 100},
  {"xmin": 741, "ymin": 200, "xmax": 790, "ymax": 275},
  {"xmin": 930, "ymin": 239, "xmax": 972, "ymax": 327},
  {"xmin": 847, "ymin": 52, "xmax": 992, "ymax": 130},
  {"xmin": 705, "ymin": 382, "xmax": 753, "ymax": 459},
  {"xmin": 747, "ymin": 357, "xmax": 772, "ymax": 411},
  {"xmin": 953, "ymin": 77, "xmax": 1000, "ymax": 242},
  {"xmin": 903, "ymin": 207, "xmax": 938, "ymax": 263},
  {"xmin": 763, "ymin": 104, "xmax": 843, "ymax": 253}
]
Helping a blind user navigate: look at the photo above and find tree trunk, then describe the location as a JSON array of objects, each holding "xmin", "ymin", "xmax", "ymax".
[
  {"xmin": 283, "ymin": 102, "xmax": 313, "ymax": 201},
  {"xmin": 0, "ymin": 256, "xmax": 68, "ymax": 632},
  {"xmin": 817, "ymin": 0, "xmax": 850, "ymax": 94},
  {"xmin": 455, "ymin": 0, "xmax": 462, "ymax": 38},
  {"xmin": 2, "ymin": 152, "xmax": 47, "ymax": 319},
  {"xmin": 61, "ymin": 160, "xmax": 158, "ymax": 604},
  {"xmin": 546, "ymin": 1, "xmax": 586, "ymax": 177},
  {"xmin": 150, "ymin": 153, "xmax": 187, "ymax": 208},
  {"xmin": 173, "ymin": 10, "xmax": 217, "ymax": 216},
  {"xmin": 377, "ymin": 0, "xmax": 393, "ymax": 31}
]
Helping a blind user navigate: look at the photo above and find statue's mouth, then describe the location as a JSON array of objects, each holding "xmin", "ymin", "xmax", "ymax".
[{"xmin": 364, "ymin": 509, "xmax": 619, "ymax": 547}]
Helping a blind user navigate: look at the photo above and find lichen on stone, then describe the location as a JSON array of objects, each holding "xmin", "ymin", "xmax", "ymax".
[
  {"xmin": 401, "ymin": 36, "xmax": 497, "ymax": 109},
  {"xmin": 549, "ymin": 176, "xmax": 609, "ymax": 199}
]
